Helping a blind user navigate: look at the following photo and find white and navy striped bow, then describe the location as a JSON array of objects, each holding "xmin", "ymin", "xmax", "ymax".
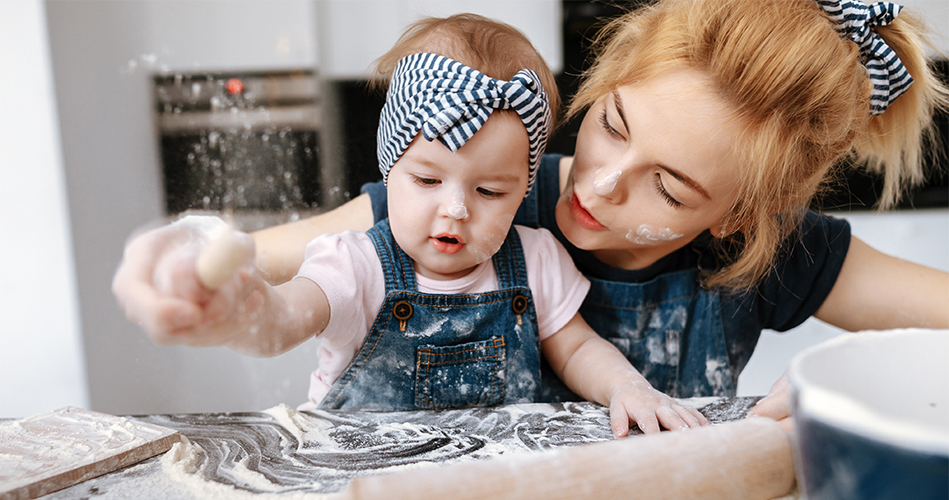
[
  {"xmin": 377, "ymin": 53, "xmax": 552, "ymax": 195},
  {"xmin": 814, "ymin": 0, "xmax": 914, "ymax": 114}
]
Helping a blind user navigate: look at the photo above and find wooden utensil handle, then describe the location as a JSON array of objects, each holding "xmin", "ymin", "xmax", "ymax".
[
  {"xmin": 340, "ymin": 417, "xmax": 795, "ymax": 500},
  {"xmin": 195, "ymin": 225, "xmax": 254, "ymax": 290}
]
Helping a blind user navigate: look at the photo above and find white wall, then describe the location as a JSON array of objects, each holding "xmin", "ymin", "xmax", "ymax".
[
  {"xmin": 315, "ymin": 0, "xmax": 561, "ymax": 79},
  {"xmin": 903, "ymin": 0, "xmax": 949, "ymax": 54},
  {"xmin": 0, "ymin": 0, "xmax": 87, "ymax": 418}
]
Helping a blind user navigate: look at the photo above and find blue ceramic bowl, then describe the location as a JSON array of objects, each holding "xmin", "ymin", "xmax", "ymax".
[{"xmin": 788, "ymin": 329, "xmax": 949, "ymax": 500}]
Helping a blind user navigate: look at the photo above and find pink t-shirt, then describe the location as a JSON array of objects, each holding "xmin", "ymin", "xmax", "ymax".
[{"xmin": 295, "ymin": 225, "xmax": 590, "ymax": 409}]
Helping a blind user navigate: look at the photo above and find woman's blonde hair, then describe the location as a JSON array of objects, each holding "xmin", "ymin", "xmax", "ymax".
[
  {"xmin": 570, "ymin": 0, "xmax": 948, "ymax": 289},
  {"xmin": 371, "ymin": 13, "xmax": 560, "ymax": 127}
]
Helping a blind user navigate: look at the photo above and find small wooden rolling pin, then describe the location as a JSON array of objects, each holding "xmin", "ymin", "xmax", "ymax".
[
  {"xmin": 195, "ymin": 223, "xmax": 255, "ymax": 290},
  {"xmin": 339, "ymin": 417, "xmax": 795, "ymax": 500}
]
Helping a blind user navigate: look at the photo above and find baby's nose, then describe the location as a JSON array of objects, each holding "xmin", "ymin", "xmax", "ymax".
[{"xmin": 445, "ymin": 191, "xmax": 468, "ymax": 220}]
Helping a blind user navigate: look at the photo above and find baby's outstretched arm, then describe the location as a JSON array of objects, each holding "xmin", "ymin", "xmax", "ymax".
[
  {"xmin": 113, "ymin": 215, "xmax": 329, "ymax": 357},
  {"xmin": 541, "ymin": 313, "xmax": 708, "ymax": 437}
]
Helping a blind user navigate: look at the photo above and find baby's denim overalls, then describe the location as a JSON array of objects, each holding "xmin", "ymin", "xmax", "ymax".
[{"xmin": 318, "ymin": 220, "xmax": 542, "ymax": 411}]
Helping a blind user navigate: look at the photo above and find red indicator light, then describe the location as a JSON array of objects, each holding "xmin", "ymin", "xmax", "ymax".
[{"xmin": 225, "ymin": 78, "xmax": 244, "ymax": 94}]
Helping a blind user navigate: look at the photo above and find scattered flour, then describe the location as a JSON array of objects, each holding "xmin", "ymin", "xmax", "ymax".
[
  {"xmin": 161, "ymin": 436, "xmax": 329, "ymax": 499},
  {"xmin": 25, "ymin": 399, "xmax": 766, "ymax": 498}
]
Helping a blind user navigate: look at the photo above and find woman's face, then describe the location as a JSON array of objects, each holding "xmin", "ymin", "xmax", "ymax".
[{"xmin": 556, "ymin": 69, "xmax": 743, "ymax": 270}]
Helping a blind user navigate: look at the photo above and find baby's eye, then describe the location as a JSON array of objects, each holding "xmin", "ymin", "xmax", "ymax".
[
  {"xmin": 412, "ymin": 175, "xmax": 439, "ymax": 187},
  {"xmin": 477, "ymin": 187, "xmax": 505, "ymax": 199}
]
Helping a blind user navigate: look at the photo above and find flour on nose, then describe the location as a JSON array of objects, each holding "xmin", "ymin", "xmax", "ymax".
[
  {"xmin": 593, "ymin": 170, "xmax": 622, "ymax": 196},
  {"xmin": 448, "ymin": 191, "xmax": 468, "ymax": 220}
]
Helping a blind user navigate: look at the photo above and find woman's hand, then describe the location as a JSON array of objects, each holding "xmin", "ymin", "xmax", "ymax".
[
  {"xmin": 746, "ymin": 370, "xmax": 793, "ymax": 424},
  {"xmin": 608, "ymin": 379, "xmax": 709, "ymax": 437}
]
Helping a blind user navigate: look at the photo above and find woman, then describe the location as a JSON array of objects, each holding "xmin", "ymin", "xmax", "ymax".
[{"xmin": 114, "ymin": 0, "xmax": 949, "ymax": 426}]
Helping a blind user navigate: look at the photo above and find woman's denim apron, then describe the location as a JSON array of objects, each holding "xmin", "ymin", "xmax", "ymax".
[
  {"xmin": 539, "ymin": 265, "xmax": 735, "ymax": 401},
  {"xmin": 318, "ymin": 220, "xmax": 542, "ymax": 411}
]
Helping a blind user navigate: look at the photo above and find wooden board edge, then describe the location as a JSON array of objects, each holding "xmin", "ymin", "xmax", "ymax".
[{"xmin": 0, "ymin": 431, "xmax": 181, "ymax": 500}]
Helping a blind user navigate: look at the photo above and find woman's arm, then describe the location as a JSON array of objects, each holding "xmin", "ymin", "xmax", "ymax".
[
  {"xmin": 814, "ymin": 235, "xmax": 949, "ymax": 331},
  {"xmin": 253, "ymin": 193, "xmax": 375, "ymax": 284}
]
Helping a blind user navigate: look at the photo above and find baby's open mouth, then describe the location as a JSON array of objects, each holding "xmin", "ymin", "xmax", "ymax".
[{"xmin": 431, "ymin": 233, "xmax": 465, "ymax": 254}]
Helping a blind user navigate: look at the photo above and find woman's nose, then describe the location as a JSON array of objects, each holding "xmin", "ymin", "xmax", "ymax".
[{"xmin": 592, "ymin": 166, "xmax": 628, "ymax": 202}]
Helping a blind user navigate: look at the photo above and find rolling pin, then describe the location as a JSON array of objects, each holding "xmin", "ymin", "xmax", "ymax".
[
  {"xmin": 339, "ymin": 417, "xmax": 796, "ymax": 500},
  {"xmin": 195, "ymin": 223, "xmax": 255, "ymax": 290}
]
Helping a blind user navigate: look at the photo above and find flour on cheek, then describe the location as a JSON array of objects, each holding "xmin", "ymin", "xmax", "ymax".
[
  {"xmin": 626, "ymin": 224, "xmax": 683, "ymax": 245},
  {"xmin": 472, "ymin": 213, "xmax": 513, "ymax": 262}
]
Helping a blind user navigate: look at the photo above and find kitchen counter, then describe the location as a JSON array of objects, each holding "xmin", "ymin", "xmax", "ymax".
[{"xmin": 30, "ymin": 397, "xmax": 764, "ymax": 499}]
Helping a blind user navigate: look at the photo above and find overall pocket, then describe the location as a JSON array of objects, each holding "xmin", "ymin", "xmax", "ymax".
[{"xmin": 415, "ymin": 337, "xmax": 505, "ymax": 409}]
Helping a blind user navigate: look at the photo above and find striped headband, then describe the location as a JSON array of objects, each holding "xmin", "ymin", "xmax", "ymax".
[
  {"xmin": 377, "ymin": 52, "xmax": 552, "ymax": 196},
  {"xmin": 814, "ymin": 0, "xmax": 913, "ymax": 114}
]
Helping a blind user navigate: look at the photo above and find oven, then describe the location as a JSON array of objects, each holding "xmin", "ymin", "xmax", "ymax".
[{"xmin": 154, "ymin": 69, "xmax": 335, "ymax": 228}]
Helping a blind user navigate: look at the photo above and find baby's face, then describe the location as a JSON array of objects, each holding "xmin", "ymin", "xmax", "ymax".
[{"xmin": 386, "ymin": 111, "xmax": 529, "ymax": 281}]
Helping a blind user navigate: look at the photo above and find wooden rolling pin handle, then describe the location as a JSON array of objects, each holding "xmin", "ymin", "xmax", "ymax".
[
  {"xmin": 195, "ymin": 224, "xmax": 255, "ymax": 290},
  {"xmin": 341, "ymin": 417, "xmax": 796, "ymax": 500}
]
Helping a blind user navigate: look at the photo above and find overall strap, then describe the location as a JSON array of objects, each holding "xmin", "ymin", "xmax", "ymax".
[
  {"xmin": 366, "ymin": 219, "xmax": 419, "ymax": 293},
  {"xmin": 491, "ymin": 227, "xmax": 529, "ymax": 289}
]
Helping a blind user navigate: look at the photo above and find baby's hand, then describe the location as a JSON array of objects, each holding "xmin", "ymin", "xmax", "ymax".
[
  {"xmin": 113, "ymin": 216, "xmax": 263, "ymax": 347},
  {"xmin": 608, "ymin": 380, "xmax": 709, "ymax": 437}
]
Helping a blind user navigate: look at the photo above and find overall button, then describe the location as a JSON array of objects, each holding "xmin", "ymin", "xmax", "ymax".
[
  {"xmin": 512, "ymin": 295, "xmax": 528, "ymax": 325},
  {"xmin": 393, "ymin": 301, "xmax": 413, "ymax": 332},
  {"xmin": 512, "ymin": 295, "xmax": 528, "ymax": 314},
  {"xmin": 393, "ymin": 301, "xmax": 413, "ymax": 320}
]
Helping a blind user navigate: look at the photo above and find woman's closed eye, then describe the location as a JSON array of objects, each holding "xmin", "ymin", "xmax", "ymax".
[
  {"xmin": 599, "ymin": 110, "xmax": 623, "ymax": 139},
  {"xmin": 655, "ymin": 174, "xmax": 684, "ymax": 208}
]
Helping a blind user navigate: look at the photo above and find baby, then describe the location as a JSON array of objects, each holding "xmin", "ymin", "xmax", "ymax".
[{"xmin": 132, "ymin": 14, "xmax": 707, "ymax": 436}]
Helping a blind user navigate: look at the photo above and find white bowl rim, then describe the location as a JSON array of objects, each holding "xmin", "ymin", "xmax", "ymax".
[{"xmin": 788, "ymin": 328, "xmax": 949, "ymax": 456}]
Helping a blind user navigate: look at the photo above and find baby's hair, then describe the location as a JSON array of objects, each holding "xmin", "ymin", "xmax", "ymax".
[
  {"xmin": 569, "ymin": 0, "xmax": 948, "ymax": 290},
  {"xmin": 371, "ymin": 13, "xmax": 560, "ymax": 128}
]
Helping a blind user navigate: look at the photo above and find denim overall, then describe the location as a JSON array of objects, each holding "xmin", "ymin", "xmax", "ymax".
[
  {"xmin": 539, "ymin": 262, "xmax": 736, "ymax": 402},
  {"xmin": 318, "ymin": 220, "xmax": 542, "ymax": 411}
]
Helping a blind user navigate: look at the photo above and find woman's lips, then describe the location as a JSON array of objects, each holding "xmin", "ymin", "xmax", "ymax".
[
  {"xmin": 569, "ymin": 192, "xmax": 607, "ymax": 230},
  {"xmin": 430, "ymin": 233, "xmax": 465, "ymax": 254}
]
